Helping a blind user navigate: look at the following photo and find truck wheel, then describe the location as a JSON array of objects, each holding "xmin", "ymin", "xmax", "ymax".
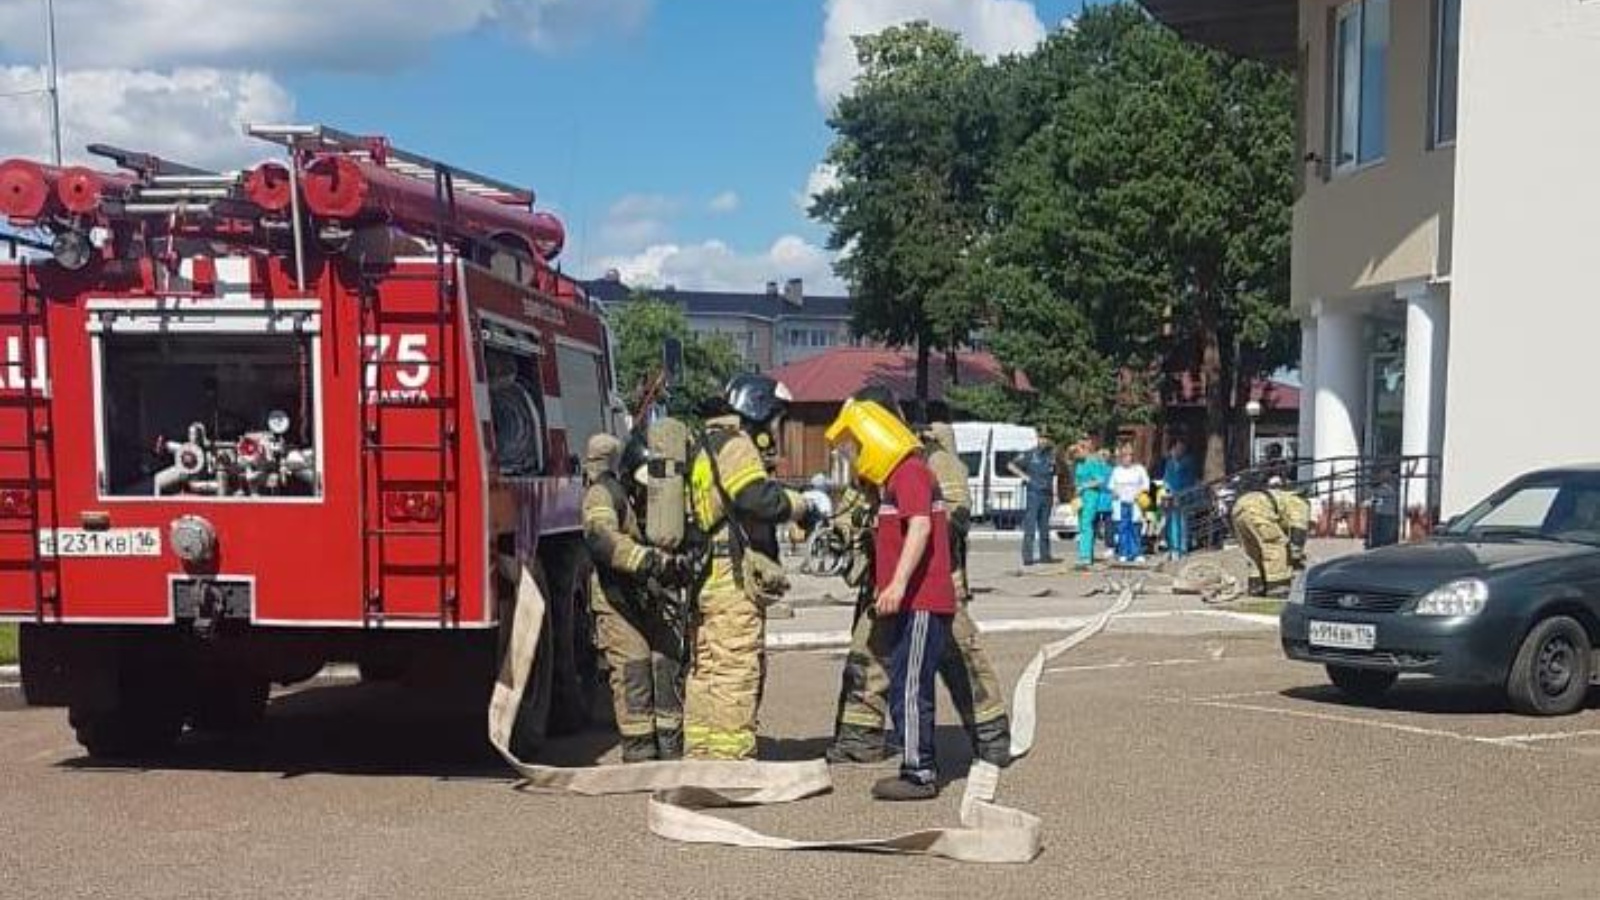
[
  {"xmin": 1507, "ymin": 615, "xmax": 1592, "ymax": 716},
  {"xmin": 544, "ymin": 543, "xmax": 595, "ymax": 736},
  {"xmin": 505, "ymin": 560, "xmax": 555, "ymax": 759},
  {"xmin": 69, "ymin": 653, "xmax": 185, "ymax": 759},
  {"xmin": 19, "ymin": 624, "xmax": 70, "ymax": 707},
  {"xmin": 1326, "ymin": 665, "xmax": 1397, "ymax": 704},
  {"xmin": 190, "ymin": 673, "xmax": 269, "ymax": 734}
]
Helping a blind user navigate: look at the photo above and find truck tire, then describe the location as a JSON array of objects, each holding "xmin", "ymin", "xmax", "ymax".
[
  {"xmin": 542, "ymin": 539, "xmax": 595, "ymax": 736},
  {"xmin": 1506, "ymin": 615, "xmax": 1592, "ymax": 716},
  {"xmin": 190, "ymin": 672, "xmax": 269, "ymax": 734},
  {"xmin": 19, "ymin": 624, "xmax": 70, "ymax": 707},
  {"xmin": 68, "ymin": 648, "xmax": 185, "ymax": 759},
  {"xmin": 505, "ymin": 559, "xmax": 555, "ymax": 760},
  {"xmin": 1326, "ymin": 665, "xmax": 1397, "ymax": 704}
]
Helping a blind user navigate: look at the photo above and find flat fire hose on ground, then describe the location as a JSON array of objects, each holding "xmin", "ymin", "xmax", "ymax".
[{"xmin": 488, "ymin": 558, "xmax": 1139, "ymax": 864}]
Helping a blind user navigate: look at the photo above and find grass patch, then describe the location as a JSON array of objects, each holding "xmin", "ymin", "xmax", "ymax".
[
  {"xmin": 1228, "ymin": 600, "xmax": 1286, "ymax": 617},
  {"xmin": 0, "ymin": 623, "xmax": 16, "ymax": 666}
]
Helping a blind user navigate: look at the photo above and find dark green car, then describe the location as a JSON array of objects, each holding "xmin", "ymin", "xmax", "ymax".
[{"xmin": 1281, "ymin": 467, "xmax": 1600, "ymax": 715}]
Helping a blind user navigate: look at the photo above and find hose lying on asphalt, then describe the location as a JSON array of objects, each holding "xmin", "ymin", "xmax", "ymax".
[{"xmin": 489, "ymin": 556, "xmax": 1139, "ymax": 865}]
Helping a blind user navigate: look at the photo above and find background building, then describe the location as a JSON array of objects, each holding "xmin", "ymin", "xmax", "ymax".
[
  {"xmin": 584, "ymin": 272, "xmax": 860, "ymax": 372},
  {"xmin": 1142, "ymin": 0, "xmax": 1600, "ymax": 516}
]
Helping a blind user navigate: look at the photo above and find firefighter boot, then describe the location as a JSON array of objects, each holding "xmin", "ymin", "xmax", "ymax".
[
  {"xmin": 826, "ymin": 723, "xmax": 895, "ymax": 765},
  {"xmin": 656, "ymin": 728, "xmax": 684, "ymax": 761},
  {"xmin": 620, "ymin": 735, "xmax": 660, "ymax": 764},
  {"xmin": 972, "ymin": 715, "xmax": 1013, "ymax": 768}
]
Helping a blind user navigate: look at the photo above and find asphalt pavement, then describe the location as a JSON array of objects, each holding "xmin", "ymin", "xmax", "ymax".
[{"xmin": 3, "ymin": 543, "xmax": 1599, "ymax": 898}]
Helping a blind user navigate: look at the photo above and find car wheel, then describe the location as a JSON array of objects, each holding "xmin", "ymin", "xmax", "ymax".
[
  {"xmin": 1325, "ymin": 665, "xmax": 1397, "ymax": 703},
  {"xmin": 1506, "ymin": 615, "xmax": 1592, "ymax": 716}
]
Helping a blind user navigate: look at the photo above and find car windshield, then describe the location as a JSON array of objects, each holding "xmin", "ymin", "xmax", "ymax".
[{"xmin": 1447, "ymin": 474, "xmax": 1600, "ymax": 546}]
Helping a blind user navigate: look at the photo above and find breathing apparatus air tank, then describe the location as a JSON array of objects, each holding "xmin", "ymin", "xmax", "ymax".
[
  {"xmin": 824, "ymin": 399, "xmax": 922, "ymax": 486},
  {"xmin": 644, "ymin": 417, "xmax": 692, "ymax": 550}
]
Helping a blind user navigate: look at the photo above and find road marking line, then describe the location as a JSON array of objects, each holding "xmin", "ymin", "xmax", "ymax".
[
  {"xmin": 1484, "ymin": 729, "xmax": 1600, "ymax": 746},
  {"xmin": 1182, "ymin": 689, "xmax": 1284, "ymax": 703},
  {"xmin": 1046, "ymin": 657, "xmax": 1218, "ymax": 674},
  {"xmin": 1187, "ymin": 698, "xmax": 1534, "ymax": 749}
]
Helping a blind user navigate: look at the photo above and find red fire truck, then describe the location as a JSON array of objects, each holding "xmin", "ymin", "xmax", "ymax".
[{"xmin": 0, "ymin": 124, "xmax": 612, "ymax": 756}]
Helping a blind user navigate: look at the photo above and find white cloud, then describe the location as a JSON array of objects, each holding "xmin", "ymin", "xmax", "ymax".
[
  {"xmin": 594, "ymin": 193, "xmax": 681, "ymax": 252},
  {"xmin": 707, "ymin": 190, "xmax": 740, "ymax": 214},
  {"xmin": 796, "ymin": 163, "xmax": 841, "ymax": 214},
  {"xmin": 0, "ymin": 66, "xmax": 294, "ymax": 170},
  {"xmin": 595, "ymin": 235, "xmax": 844, "ymax": 295},
  {"xmin": 815, "ymin": 0, "xmax": 1046, "ymax": 106},
  {"xmin": 0, "ymin": 0, "xmax": 652, "ymax": 72}
]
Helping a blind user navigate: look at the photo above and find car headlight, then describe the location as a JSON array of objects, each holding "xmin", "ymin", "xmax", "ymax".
[
  {"xmin": 1286, "ymin": 573, "xmax": 1306, "ymax": 605},
  {"xmin": 1415, "ymin": 579, "xmax": 1489, "ymax": 616}
]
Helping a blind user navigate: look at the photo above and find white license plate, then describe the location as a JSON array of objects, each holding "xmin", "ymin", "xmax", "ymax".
[
  {"xmin": 1309, "ymin": 620, "xmax": 1377, "ymax": 651},
  {"xmin": 38, "ymin": 528, "xmax": 162, "ymax": 557}
]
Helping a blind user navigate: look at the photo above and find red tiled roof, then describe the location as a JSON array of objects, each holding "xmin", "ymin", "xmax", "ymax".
[
  {"xmin": 770, "ymin": 348, "xmax": 1026, "ymax": 404},
  {"xmin": 1166, "ymin": 372, "xmax": 1301, "ymax": 411}
]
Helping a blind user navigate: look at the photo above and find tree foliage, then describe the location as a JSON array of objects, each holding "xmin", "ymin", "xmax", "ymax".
[
  {"xmin": 815, "ymin": 4, "xmax": 1296, "ymax": 475},
  {"xmin": 811, "ymin": 22, "xmax": 1000, "ymax": 421},
  {"xmin": 610, "ymin": 294, "xmax": 744, "ymax": 423}
]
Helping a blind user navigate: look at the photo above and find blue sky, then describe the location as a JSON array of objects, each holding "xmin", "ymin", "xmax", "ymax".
[{"xmin": 0, "ymin": 0, "xmax": 1087, "ymax": 292}]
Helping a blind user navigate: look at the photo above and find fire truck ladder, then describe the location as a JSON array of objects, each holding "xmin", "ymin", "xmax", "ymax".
[
  {"xmin": 0, "ymin": 259, "xmax": 60, "ymax": 619},
  {"xmin": 355, "ymin": 167, "xmax": 464, "ymax": 628}
]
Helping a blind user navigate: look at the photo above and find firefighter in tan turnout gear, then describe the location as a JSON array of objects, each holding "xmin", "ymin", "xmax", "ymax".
[
  {"xmin": 826, "ymin": 388, "xmax": 1012, "ymax": 767},
  {"xmin": 1230, "ymin": 474, "xmax": 1312, "ymax": 595},
  {"xmin": 581, "ymin": 433, "xmax": 689, "ymax": 762},
  {"xmin": 683, "ymin": 374, "xmax": 816, "ymax": 760}
]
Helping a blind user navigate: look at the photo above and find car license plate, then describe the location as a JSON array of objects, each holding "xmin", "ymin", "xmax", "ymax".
[
  {"xmin": 1309, "ymin": 620, "xmax": 1376, "ymax": 651},
  {"xmin": 38, "ymin": 528, "xmax": 161, "ymax": 558}
]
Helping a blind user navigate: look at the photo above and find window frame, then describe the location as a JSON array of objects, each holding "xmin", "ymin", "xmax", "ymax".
[
  {"xmin": 1330, "ymin": 0, "xmax": 1389, "ymax": 176},
  {"xmin": 1429, "ymin": 0, "xmax": 1460, "ymax": 149},
  {"xmin": 86, "ymin": 300, "xmax": 326, "ymax": 504}
]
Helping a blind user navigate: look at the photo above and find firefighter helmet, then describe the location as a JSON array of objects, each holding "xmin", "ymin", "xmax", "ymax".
[{"xmin": 724, "ymin": 373, "xmax": 793, "ymax": 427}]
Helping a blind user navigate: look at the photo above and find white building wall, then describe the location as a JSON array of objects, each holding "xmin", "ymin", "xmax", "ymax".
[{"xmin": 1441, "ymin": 0, "xmax": 1600, "ymax": 513}]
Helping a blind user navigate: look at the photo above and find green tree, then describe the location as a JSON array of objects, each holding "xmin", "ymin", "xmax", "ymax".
[
  {"xmin": 812, "ymin": 22, "xmax": 1001, "ymax": 422},
  {"xmin": 984, "ymin": 5, "xmax": 1295, "ymax": 477},
  {"xmin": 610, "ymin": 294, "xmax": 744, "ymax": 423}
]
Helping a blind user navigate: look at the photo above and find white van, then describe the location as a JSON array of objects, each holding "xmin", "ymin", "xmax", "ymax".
[{"xmin": 952, "ymin": 421, "xmax": 1039, "ymax": 527}]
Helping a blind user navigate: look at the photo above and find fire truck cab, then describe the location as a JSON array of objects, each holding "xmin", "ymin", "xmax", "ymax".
[{"xmin": 0, "ymin": 125, "xmax": 614, "ymax": 756}]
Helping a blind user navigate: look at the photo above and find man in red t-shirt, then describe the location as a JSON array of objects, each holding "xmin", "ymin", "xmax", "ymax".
[{"xmin": 869, "ymin": 450, "xmax": 957, "ymax": 800}]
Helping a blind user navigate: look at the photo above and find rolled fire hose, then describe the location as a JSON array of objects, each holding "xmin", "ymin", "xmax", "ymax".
[{"xmin": 488, "ymin": 555, "xmax": 1138, "ymax": 864}]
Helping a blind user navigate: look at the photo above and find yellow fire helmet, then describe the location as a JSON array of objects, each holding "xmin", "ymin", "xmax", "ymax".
[{"xmin": 825, "ymin": 398, "xmax": 922, "ymax": 486}]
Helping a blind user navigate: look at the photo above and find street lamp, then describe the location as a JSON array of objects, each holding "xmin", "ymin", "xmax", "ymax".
[{"xmin": 1245, "ymin": 399, "xmax": 1263, "ymax": 466}]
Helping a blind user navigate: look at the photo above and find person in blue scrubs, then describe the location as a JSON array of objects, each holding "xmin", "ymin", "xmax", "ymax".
[
  {"xmin": 1160, "ymin": 439, "xmax": 1197, "ymax": 560},
  {"xmin": 1073, "ymin": 441, "xmax": 1105, "ymax": 569}
]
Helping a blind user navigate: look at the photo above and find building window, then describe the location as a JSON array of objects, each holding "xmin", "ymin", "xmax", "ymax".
[
  {"xmin": 1431, "ymin": 0, "xmax": 1460, "ymax": 147},
  {"xmin": 1332, "ymin": 0, "xmax": 1388, "ymax": 173}
]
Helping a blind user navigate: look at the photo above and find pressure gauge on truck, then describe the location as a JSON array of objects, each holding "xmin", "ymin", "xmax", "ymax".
[{"xmin": 266, "ymin": 409, "xmax": 291, "ymax": 436}]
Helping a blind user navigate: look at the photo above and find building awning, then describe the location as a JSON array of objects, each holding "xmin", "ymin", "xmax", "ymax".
[{"xmin": 1138, "ymin": 0, "xmax": 1297, "ymax": 68}]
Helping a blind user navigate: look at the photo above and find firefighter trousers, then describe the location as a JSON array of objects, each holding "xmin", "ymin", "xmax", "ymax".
[
  {"xmin": 683, "ymin": 558, "xmax": 765, "ymax": 760},
  {"xmin": 833, "ymin": 593, "xmax": 1009, "ymax": 753},
  {"xmin": 1232, "ymin": 500, "xmax": 1292, "ymax": 586},
  {"xmin": 591, "ymin": 574, "xmax": 683, "ymax": 760}
]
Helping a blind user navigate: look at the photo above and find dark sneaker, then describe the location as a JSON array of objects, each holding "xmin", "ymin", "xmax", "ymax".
[{"xmin": 872, "ymin": 775, "xmax": 939, "ymax": 802}]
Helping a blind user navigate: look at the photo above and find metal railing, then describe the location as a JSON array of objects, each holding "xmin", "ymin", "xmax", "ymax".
[{"xmin": 1174, "ymin": 454, "xmax": 1443, "ymax": 552}]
